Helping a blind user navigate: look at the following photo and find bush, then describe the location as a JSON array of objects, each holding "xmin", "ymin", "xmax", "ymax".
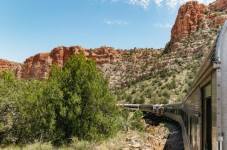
[
  {"xmin": 133, "ymin": 96, "xmax": 145, "ymax": 104},
  {"xmin": 126, "ymin": 95, "xmax": 133, "ymax": 103},
  {"xmin": 131, "ymin": 89, "xmax": 136, "ymax": 94},
  {"xmin": 0, "ymin": 54, "xmax": 119, "ymax": 145},
  {"xmin": 162, "ymin": 42, "xmax": 171, "ymax": 54},
  {"xmin": 162, "ymin": 89, "xmax": 170, "ymax": 99},
  {"xmin": 118, "ymin": 109, "xmax": 130, "ymax": 132},
  {"xmin": 130, "ymin": 110, "xmax": 144, "ymax": 131},
  {"xmin": 150, "ymin": 94, "xmax": 161, "ymax": 104},
  {"xmin": 159, "ymin": 70, "xmax": 167, "ymax": 79},
  {"xmin": 158, "ymin": 81, "xmax": 162, "ymax": 86},
  {"xmin": 145, "ymin": 88, "xmax": 152, "ymax": 97},
  {"xmin": 166, "ymin": 80, "xmax": 176, "ymax": 90},
  {"xmin": 0, "ymin": 73, "xmax": 57, "ymax": 144},
  {"xmin": 162, "ymin": 99, "xmax": 168, "ymax": 104}
]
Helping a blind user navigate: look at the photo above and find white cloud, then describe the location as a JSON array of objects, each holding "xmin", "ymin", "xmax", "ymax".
[
  {"xmin": 166, "ymin": 0, "xmax": 178, "ymax": 8},
  {"xmin": 101, "ymin": 0, "xmax": 216, "ymax": 9},
  {"xmin": 165, "ymin": 0, "xmax": 216, "ymax": 8},
  {"xmin": 110, "ymin": 0, "xmax": 151, "ymax": 9},
  {"xmin": 179, "ymin": 0, "xmax": 216, "ymax": 5},
  {"xmin": 103, "ymin": 19, "xmax": 128, "ymax": 25},
  {"xmin": 154, "ymin": 0, "xmax": 163, "ymax": 6},
  {"xmin": 126, "ymin": 0, "xmax": 151, "ymax": 9},
  {"xmin": 154, "ymin": 23, "xmax": 172, "ymax": 28}
]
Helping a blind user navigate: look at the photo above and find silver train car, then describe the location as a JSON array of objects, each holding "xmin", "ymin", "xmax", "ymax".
[
  {"xmin": 121, "ymin": 22, "xmax": 227, "ymax": 150},
  {"xmin": 119, "ymin": 104, "xmax": 165, "ymax": 116},
  {"xmin": 165, "ymin": 21, "xmax": 227, "ymax": 150}
]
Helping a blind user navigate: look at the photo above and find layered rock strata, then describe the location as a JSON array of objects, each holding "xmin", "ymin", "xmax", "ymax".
[{"xmin": 171, "ymin": 0, "xmax": 227, "ymax": 42}]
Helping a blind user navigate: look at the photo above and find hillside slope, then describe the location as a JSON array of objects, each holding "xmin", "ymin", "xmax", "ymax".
[
  {"xmin": 1, "ymin": 0, "xmax": 227, "ymax": 104},
  {"xmin": 116, "ymin": 0, "xmax": 227, "ymax": 103}
]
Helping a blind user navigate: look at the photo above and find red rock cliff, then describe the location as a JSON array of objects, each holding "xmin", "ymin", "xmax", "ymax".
[
  {"xmin": 21, "ymin": 46, "xmax": 129, "ymax": 79},
  {"xmin": 171, "ymin": 0, "xmax": 227, "ymax": 42},
  {"xmin": 0, "ymin": 59, "xmax": 22, "ymax": 78},
  {"xmin": 209, "ymin": 0, "xmax": 227, "ymax": 10},
  {"xmin": 1, "ymin": 0, "xmax": 227, "ymax": 84},
  {"xmin": 171, "ymin": 1, "xmax": 209, "ymax": 41}
]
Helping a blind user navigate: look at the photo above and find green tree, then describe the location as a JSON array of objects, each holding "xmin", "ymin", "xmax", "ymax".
[
  {"xmin": 0, "ymin": 54, "xmax": 119, "ymax": 145},
  {"xmin": 0, "ymin": 72, "xmax": 58, "ymax": 144},
  {"xmin": 49, "ymin": 54, "xmax": 119, "ymax": 142}
]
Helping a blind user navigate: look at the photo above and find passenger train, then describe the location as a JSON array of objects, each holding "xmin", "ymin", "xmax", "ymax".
[{"xmin": 120, "ymin": 21, "xmax": 227, "ymax": 150}]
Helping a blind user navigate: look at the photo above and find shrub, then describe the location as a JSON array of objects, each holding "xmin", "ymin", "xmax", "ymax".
[
  {"xmin": 162, "ymin": 89, "xmax": 170, "ymax": 99},
  {"xmin": 133, "ymin": 96, "xmax": 145, "ymax": 104},
  {"xmin": 118, "ymin": 109, "xmax": 130, "ymax": 132},
  {"xmin": 162, "ymin": 42, "xmax": 171, "ymax": 54},
  {"xmin": 150, "ymin": 94, "xmax": 161, "ymax": 104},
  {"xmin": 160, "ymin": 70, "xmax": 167, "ymax": 79},
  {"xmin": 48, "ymin": 54, "xmax": 120, "ymax": 142},
  {"xmin": 131, "ymin": 89, "xmax": 137, "ymax": 94},
  {"xmin": 126, "ymin": 95, "xmax": 133, "ymax": 103},
  {"xmin": 146, "ymin": 89, "xmax": 153, "ymax": 98},
  {"xmin": 158, "ymin": 81, "xmax": 162, "ymax": 86},
  {"xmin": 130, "ymin": 110, "xmax": 144, "ymax": 131},
  {"xmin": 162, "ymin": 99, "xmax": 168, "ymax": 104},
  {"xmin": 0, "ymin": 54, "xmax": 119, "ymax": 145}
]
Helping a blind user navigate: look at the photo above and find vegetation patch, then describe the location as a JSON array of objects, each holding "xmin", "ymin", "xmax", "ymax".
[{"xmin": 0, "ymin": 54, "xmax": 119, "ymax": 146}]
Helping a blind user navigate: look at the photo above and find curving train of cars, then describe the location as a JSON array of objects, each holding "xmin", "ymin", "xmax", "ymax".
[{"xmin": 120, "ymin": 21, "xmax": 227, "ymax": 150}]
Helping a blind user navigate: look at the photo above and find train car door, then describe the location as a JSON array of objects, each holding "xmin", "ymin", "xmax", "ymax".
[{"xmin": 202, "ymin": 84, "xmax": 212, "ymax": 150}]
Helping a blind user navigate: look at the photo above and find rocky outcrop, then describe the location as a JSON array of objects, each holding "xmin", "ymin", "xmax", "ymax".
[
  {"xmin": 1, "ymin": 0, "xmax": 227, "ymax": 90},
  {"xmin": 21, "ymin": 46, "xmax": 132, "ymax": 79},
  {"xmin": 21, "ymin": 46, "xmax": 162, "ymax": 89},
  {"xmin": 171, "ymin": 0, "xmax": 227, "ymax": 42},
  {"xmin": 0, "ymin": 46, "xmax": 160, "ymax": 89},
  {"xmin": 171, "ymin": 1, "xmax": 209, "ymax": 41},
  {"xmin": 0, "ymin": 59, "xmax": 22, "ymax": 77},
  {"xmin": 209, "ymin": 0, "xmax": 227, "ymax": 11}
]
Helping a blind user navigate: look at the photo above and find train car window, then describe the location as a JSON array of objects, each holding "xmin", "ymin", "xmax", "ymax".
[
  {"xmin": 206, "ymin": 97, "xmax": 212, "ymax": 150},
  {"xmin": 183, "ymin": 112, "xmax": 186, "ymax": 126},
  {"xmin": 202, "ymin": 84, "xmax": 212, "ymax": 150},
  {"xmin": 187, "ymin": 114, "xmax": 189, "ymax": 135},
  {"xmin": 204, "ymin": 84, "xmax": 211, "ymax": 97},
  {"xmin": 183, "ymin": 112, "xmax": 187, "ymax": 127},
  {"xmin": 192, "ymin": 116, "xmax": 199, "ymax": 150},
  {"xmin": 186, "ymin": 114, "xmax": 188, "ymax": 134},
  {"xmin": 190, "ymin": 117, "xmax": 192, "ymax": 143}
]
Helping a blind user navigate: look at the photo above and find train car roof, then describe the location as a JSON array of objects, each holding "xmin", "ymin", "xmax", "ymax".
[
  {"xmin": 165, "ymin": 102, "xmax": 182, "ymax": 106},
  {"xmin": 183, "ymin": 21, "xmax": 227, "ymax": 102},
  {"xmin": 123, "ymin": 104, "xmax": 140, "ymax": 107},
  {"xmin": 214, "ymin": 21, "xmax": 227, "ymax": 62}
]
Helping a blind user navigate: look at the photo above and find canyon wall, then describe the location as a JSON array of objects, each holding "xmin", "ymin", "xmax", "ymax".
[
  {"xmin": 1, "ymin": 0, "xmax": 227, "ymax": 89},
  {"xmin": 171, "ymin": 0, "xmax": 227, "ymax": 42}
]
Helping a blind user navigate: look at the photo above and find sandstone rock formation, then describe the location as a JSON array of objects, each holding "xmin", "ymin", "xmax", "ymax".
[
  {"xmin": 209, "ymin": 0, "xmax": 227, "ymax": 11},
  {"xmin": 1, "ymin": 0, "xmax": 227, "ymax": 91},
  {"xmin": 0, "ymin": 59, "xmax": 22, "ymax": 77},
  {"xmin": 21, "ymin": 46, "xmax": 132, "ymax": 79},
  {"xmin": 171, "ymin": 1, "xmax": 209, "ymax": 41},
  {"xmin": 0, "ymin": 46, "xmax": 160, "ymax": 89},
  {"xmin": 171, "ymin": 0, "xmax": 227, "ymax": 42}
]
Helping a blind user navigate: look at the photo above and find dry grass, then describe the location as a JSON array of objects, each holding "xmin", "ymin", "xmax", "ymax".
[{"xmin": 1, "ymin": 124, "xmax": 169, "ymax": 150}]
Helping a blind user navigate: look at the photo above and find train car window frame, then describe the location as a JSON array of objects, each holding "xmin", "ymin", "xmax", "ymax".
[{"xmin": 201, "ymin": 83, "xmax": 212, "ymax": 150}]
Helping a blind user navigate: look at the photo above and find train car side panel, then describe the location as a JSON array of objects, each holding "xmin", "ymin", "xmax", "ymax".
[
  {"xmin": 219, "ymin": 23, "xmax": 227, "ymax": 150},
  {"xmin": 183, "ymin": 86, "xmax": 202, "ymax": 150}
]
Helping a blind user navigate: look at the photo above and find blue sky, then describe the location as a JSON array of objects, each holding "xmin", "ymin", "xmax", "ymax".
[{"xmin": 0, "ymin": 0, "xmax": 215, "ymax": 62}]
